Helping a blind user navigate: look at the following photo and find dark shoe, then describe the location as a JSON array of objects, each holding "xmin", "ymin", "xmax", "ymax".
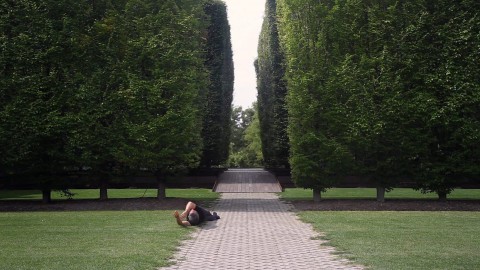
[{"xmin": 213, "ymin": 212, "xmax": 220, "ymax": 220}]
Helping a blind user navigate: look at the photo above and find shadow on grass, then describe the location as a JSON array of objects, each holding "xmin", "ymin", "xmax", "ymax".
[
  {"xmin": 0, "ymin": 197, "xmax": 206, "ymax": 212},
  {"xmin": 289, "ymin": 198, "xmax": 480, "ymax": 211}
]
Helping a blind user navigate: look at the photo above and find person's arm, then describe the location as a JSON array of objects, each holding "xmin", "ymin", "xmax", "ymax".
[{"xmin": 174, "ymin": 211, "xmax": 191, "ymax": 227}]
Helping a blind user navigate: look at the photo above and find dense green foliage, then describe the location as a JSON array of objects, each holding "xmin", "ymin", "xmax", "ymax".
[
  {"xmin": 1, "ymin": 0, "xmax": 88, "ymax": 184},
  {"xmin": 256, "ymin": 0, "xmax": 289, "ymax": 169},
  {"xmin": 228, "ymin": 104, "xmax": 263, "ymax": 167},
  {"xmin": 275, "ymin": 0, "xmax": 480, "ymax": 197},
  {"xmin": 230, "ymin": 106, "xmax": 255, "ymax": 155},
  {"xmin": 0, "ymin": 0, "xmax": 233, "ymax": 195},
  {"xmin": 200, "ymin": 0, "xmax": 234, "ymax": 167}
]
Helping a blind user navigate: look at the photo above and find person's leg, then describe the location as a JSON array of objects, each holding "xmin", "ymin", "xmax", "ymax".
[
  {"xmin": 204, "ymin": 213, "xmax": 217, "ymax": 221},
  {"xmin": 196, "ymin": 206, "xmax": 220, "ymax": 221},
  {"xmin": 180, "ymin": 201, "xmax": 196, "ymax": 219}
]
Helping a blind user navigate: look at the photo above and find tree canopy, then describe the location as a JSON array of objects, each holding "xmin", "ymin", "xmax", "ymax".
[
  {"xmin": 229, "ymin": 104, "xmax": 263, "ymax": 168},
  {"xmin": 0, "ymin": 0, "xmax": 234, "ymax": 199},
  {"xmin": 275, "ymin": 0, "xmax": 480, "ymax": 198}
]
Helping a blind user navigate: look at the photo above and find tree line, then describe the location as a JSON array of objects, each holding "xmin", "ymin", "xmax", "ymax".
[
  {"xmin": 0, "ymin": 0, "xmax": 233, "ymax": 201},
  {"xmin": 257, "ymin": 0, "xmax": 479, "ymax": 200}
]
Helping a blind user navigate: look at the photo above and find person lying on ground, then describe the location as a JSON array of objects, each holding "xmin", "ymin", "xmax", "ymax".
[{"xmin": 173, "ymin": 201, "xmax": 220, "ymax": 226}]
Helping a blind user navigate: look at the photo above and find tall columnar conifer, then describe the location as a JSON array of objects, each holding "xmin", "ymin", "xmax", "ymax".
[
  {"xmin": 256, "ymin": 0, "xmax": 289, "ymax": 169},
  {"xmin": 200, "ymin": 0, "xmax": 234, "ymax": 168}
]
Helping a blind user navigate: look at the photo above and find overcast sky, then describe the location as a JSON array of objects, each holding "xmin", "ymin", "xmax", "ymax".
[{"xmin": 223, "ymin": 0, "xmax": 266, "ymax": 109}]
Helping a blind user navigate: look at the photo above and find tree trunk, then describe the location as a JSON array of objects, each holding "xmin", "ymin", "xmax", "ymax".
[
  {"xmin": 42, "ymin": 189, "xmax": 51, "ymax": 204},
  {"xmin": 313, "ymin": 189, "xmax": 321, "ymax": 203},
  {"xmin": 437, "ymin": 191, "xmax": 447, "ymax": 202},
  {"xmin": 99, "ymin": 177, "xmax": 108, "ymax": 201},
  {"xmin": 157, "ymin": 178, "xmax": 166, "ymax": 200},
  {"xmin": 376, "ymin": 186, "xmax": 385, "ymax": 202}
]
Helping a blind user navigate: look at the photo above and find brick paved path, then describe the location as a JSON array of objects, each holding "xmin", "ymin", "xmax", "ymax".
[
  {"xmin": 161, "ymin": 193, "xmax": 364, "ymax": 270},
  {"xmin": 214, "ymin": 169, "xmax": 282, "ymax": 193}
]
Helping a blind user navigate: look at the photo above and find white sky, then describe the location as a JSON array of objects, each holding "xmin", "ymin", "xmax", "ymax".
[{"xmin": 223, "ymin": 0, "xmax": 266, "ymax": 109}]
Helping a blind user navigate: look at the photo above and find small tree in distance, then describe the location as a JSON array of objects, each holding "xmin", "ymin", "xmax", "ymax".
[{"xmin": 229, "ymin": 104, "xmax": 264, "ymax": 168}]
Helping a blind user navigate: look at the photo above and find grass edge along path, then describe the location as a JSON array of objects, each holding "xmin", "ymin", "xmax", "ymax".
[
  {"xmin": 299, "ymin": 211, "xmax": 480, "ymax": 270},
  {"xmin": 0, "ymin": 210, "xmax": 193, "ymax": 270}
]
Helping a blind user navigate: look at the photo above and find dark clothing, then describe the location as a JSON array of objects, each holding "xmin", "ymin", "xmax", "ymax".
[{"xmin": 187, "ymin": 205, "xmax": 220, "ymax": 226}]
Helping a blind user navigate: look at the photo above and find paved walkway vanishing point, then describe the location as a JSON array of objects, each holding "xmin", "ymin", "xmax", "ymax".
[
  {"xmin": 214, "ymin": 169, "xmax": 283, "ymax": 193},
  {"xmin": 161, "ymin": 193, "xmax": 364, "ymax": 270}
]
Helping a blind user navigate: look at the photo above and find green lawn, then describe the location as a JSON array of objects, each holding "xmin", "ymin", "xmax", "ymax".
[
  {"xmin": 0, "ymin": 188, "xmax": 219, "ymax": 201},
  {"xmin": 2, "ymin": 188, "xmax": 479, "ymax": 269},
  {"xmin": 281, "ymin": 188, "xmax": 480, "ymax": 200},
  {"xmin": 0, "ymin": 211, "xmax": 192, "ymax": 270},
  {"xmin": 299, "ymin": 211, "xmax": 480, "ymax": 270},
  {"xmin": 0, "ymin": 189, "xmax": 218, "ymax": 269},
  {"xmin": 0, "ymin": 189, "xmax": 219, "ymax": 269}
]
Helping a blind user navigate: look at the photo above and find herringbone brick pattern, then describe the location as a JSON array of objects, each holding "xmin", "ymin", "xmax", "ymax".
[{"xmin": 161, "ymin": 193, "xmax": 364, "ymax": 270}]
